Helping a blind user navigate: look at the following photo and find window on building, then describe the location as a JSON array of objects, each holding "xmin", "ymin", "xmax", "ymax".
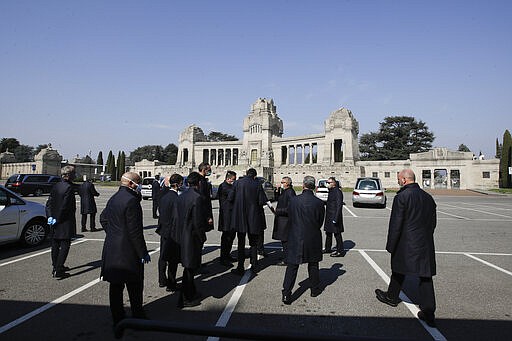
[
  {"xmin": 210, "ymin": 149, "xmax": 216, "ymax": 165},
  {"xmin": 218, "ymin": 149, "xmax": 223, "ymax": 166},
  {"xmin": 482, "ymin": 171, "xmax": 490, "ymax": 178},
  {"xmin": 384, "ymin": 172, "xmax": 390, "ymax": 178},
  {"xmin": 304, "ymin": 144, "xmax": 311, "ymax": 163},
  {"xmin": 233, "ymin": 149, "xmax": 238, "ymax": 166},
  {"xmin": 203, "ymin": 149, "xmax": 209, "ymax": 164},
  {"xmin": 281, "ymin": 146, "xmax": 287, "ymax": 165},
  {"xmin": 312, "ymin": 143, "xmax": 318, "ymax": 163},
  {"xmin": 225, "ymin": 149, "xmax": 231, "ymax": 166},
  {"xmin": 289, "ymin": 146, "xmax": 295, "ymax": 164},
  {"xmin": 183, "ymin": 148, "xmax": 188, "ymax": 163},
  {"xmin": 334, "ymin": 139, "xmax": 343, "ymax": 162},
  {"xmin": 250, "ymin": 149, "xmax": 258, "ymax": 164},
  {"xmin": 372, "ymin": 172, "xmax": 378, "ymax": 177},
  {"xmin": 296, "ymin": 145, "xmax": 303, "ymax": 164}
]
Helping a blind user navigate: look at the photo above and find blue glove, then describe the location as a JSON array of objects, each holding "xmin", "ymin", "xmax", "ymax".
[
  {"xmin": 47, "ymin": 217, "xmax": 56, "ymax": 225},
  {"xmin": 141, "ymin": 253, "xmax": 151, "ymax": 264},
  {"xmin": 332, "ymin": 220, "xmax": 336, "ymax": 224}
]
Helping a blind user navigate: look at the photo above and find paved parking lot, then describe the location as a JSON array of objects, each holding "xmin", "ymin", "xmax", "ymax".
[{"xmin": 0, "ymin": 186, "xmax": 511, "ymax": 340}]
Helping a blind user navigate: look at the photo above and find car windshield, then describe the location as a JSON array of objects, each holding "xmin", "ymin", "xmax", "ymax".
[
  {"xmin": 142, "ymin": 178, "xmax": 154, "ymax": 185},
  {"xmin": 318, "ymin": 180, "xmax": 328, "ymax": 188},
  {"xmin": 357, "ymin": 180, "xmax": 379, "ymax": 190}
]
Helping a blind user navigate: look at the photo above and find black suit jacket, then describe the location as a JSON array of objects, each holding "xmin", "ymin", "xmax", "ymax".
[
  {"xmin": 46, "ymin": 180, "xmax": 76, "ymax": 239},
  {"xmin": 386, "ymin": 182, "xmax": 437, "ymax": 277},
  {"xmin": 228, "ymin": 176, "xmax": 268, "ymax": 234},
  {"xmin": 100, "ymin": 186, "xmax": 148, "ymax": 283},
  {"xmin": 157, "ymin": 189, "xmax": 179, "ymax": 242},
  {"xmin": 324, "ymin": 187, "xmax": 344, "ymax": 233},
  {"xmin": 272, "ymin": 187, "xmax": 296, "ymax": 241},
  {"xmin": 79, "ymin": 181, "xmax": 99, "ymax": 214}
]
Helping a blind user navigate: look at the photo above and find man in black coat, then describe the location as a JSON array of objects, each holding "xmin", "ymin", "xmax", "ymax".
[
  {"xmin": 229, "ymin": 168, "xmax": 273, "ymax": 276},
  {"xmin": 217, "ymin": 171, "xmax": 237, "ymax": 267},
  {"xmin": 100, "ymin": 172, "xmax": 150, "ymax": 327},
  {"xmin": 79, "ymin": 179, "xmax": 100, "ymax": 232},
  {"xmin": 198, "ymin": 162, "xmax": 214, "ymax": 232},
  {"xmin": 282, "ymin": 175, "xmax": 325, "ymax": 304},
  {"xmin": 156, "ymin": 174, "xmax": 183, "ymax": 292},
  {"xmin": 176, "ymin": 172, "xmax": 209, "ymax": 308},
  {"xmin": 272, "ymin": 176, "xmax": 296, "ymax": 265},
  {"xmin": 375, "ymin": 169, "xmax": 438, "ymax": 327},
  {"xmin": 46, "ymin": 165, "xmax": 77, "ymax": 278},
  {"xmin": 323, "ymin": 176, "xmax": 345, "ymax": 257},
  {"xmin": 152, "ymin": 175, "xmax": 161, "ymax": 219}
]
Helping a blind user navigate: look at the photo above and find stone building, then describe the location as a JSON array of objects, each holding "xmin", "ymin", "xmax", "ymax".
[{"xmin": 130, "ymin": 98, "xmax": 500, "ymax": 190}]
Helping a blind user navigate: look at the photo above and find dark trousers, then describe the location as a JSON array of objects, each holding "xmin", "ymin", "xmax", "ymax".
[
  {"xmin": 257, "ymin": 230, "xmax": 265, "ymax": 253},
  {"xmin": 282, "ymin": 262, "xmax": 320, "ymax": 295},
  {"xmin": 387, "ymin": 272, "xmax": 436, "ymax": 316},
  {"xmin": 281, "ymin": 240, "xmax": 288, "ymax": 260},
  {"xmin": 81, "ymin": 213, "xmax": 96, "ymax": 230},
  {"xmin": 51, "ymin": 238, "xmax": 71, "ymax": 272},
  {"xmin": 220, "ymin": 230, "xmax": 236, "ymax": 260},
  {"xmin": 182, "ymin": 268, "xmax": 197, "ymax": 301},
  {"xmin": 236, "ymin": 232, "xmax": 259, "ymax": 270},
  {"xmin": 152, "ymin": 200, "xmax": 159, "ymax": 219},
  {"xmin": 109, "ymin": 281, "xmax": 144, "ymax": 326},
  {"xmin": 325, "ymin": 232, "xmax": 343, "ymax": 252},
  {"xmin": 158, "ymin": 236, "xmax": 180, "ymax": 288}
]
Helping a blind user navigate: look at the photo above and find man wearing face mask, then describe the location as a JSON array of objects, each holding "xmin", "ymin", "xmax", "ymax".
[
  {"xmin": 100, "ymin": 172, "xmax": 150, "ymax": 329},
  {"xmin": 272, "ymin": 176, "xmax": 296, "ymax": 265},
  {"xmin": 323, "ymin": 176, "xmax": 345, "ymax": 257},
  {"xmin": 197, "ymin": 162, "xmax": 214, "ymax": 232},
  {"xmin": 46, "ymin": 165, "xmax": 77, "ymax": 279}
]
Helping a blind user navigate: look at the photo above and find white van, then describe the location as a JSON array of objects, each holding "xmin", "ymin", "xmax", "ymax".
[{"xmin": 141, "ymin": 177, "xmax": 155, "ymax": 200}]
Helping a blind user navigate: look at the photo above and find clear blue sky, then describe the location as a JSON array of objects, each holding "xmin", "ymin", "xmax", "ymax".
[{"xmin": 1, "ymin": 0, "xmax": 510, "ymax": 160}]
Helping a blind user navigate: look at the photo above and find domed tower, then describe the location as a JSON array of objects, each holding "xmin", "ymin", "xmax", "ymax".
[
  {"xmin": 35, "ymin": 146, "xmax": 63, "ymax": 174},
  {"xmin": 241, "ymin": 98, "xmax": 283, "ymax": 168},
  {"xmin": 322, "ymin": 107, "xmax": 360, "ymax": 165}
]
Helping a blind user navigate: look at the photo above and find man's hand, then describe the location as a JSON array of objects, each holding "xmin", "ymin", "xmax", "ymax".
[
  {"xmin": 47, "ymin": 217, "xmax": 56, "ymax": 225},
  {"xmin": 141, "ymin": 253, "xmax": 151, "ymax": 264}
]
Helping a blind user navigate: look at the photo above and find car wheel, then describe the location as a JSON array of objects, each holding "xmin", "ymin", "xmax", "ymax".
[
  {"xmin": 34, "ymin": 188, "xmax": 43, "ymax": 196},
  {"xmin": 21, "ymin": 221, "xmax": 48, "ymax": 247}
]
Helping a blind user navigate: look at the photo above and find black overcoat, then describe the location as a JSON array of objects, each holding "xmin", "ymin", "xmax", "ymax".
[
  {"xmin": 324, "ymin": 187, "xmax": 344, "ymax": 233},
  {"xmin": 272, "ymin": 187, "xmax": 296, "ymax": 241},
  {"xmin": 217, "ymin": 180, "xmax": 234, "ymax": 232},
  {"xmin": 46, "ymin": 180, "xmax": 76, "ymax": 239},
  {"xmin": 285, "ymin": 190, "xmax": 325, "ymax": 265},
  {"xmin": 79, "ymin": 181, "xmax": 99, "ymax": 214},
  {"xmin": 386, "ymin": 183, "xmax": 437, "ymax": 277},
  {"xmin": 228, "ymin": 176, "xmax": 268, "ymax": 235},
  {"xmin": 177, "ymin": 188, "xmax": 208, "ymax": 269},
  {"xmin": 152, "ymin": 179, "xmax": 161, "ymax": 202},
  {"xmin": 99, "ymin": 186, "xmax": 148, "ymax": 283},
  {"xmin": 198, "ymin": 175, "xmax": 214, "ymax": 231},
  {"xmin": 157, "ymin": 189, "xmax": 180, "ymax": 242}
]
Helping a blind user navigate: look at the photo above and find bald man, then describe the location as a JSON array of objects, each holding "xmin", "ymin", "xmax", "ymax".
[
  {"xmin": 375, "ymin": 169, "xmax": 438, "ymax": 327},
  {"xmin": 100, "ymin": 172, "xmax": 150, "ymax": 329}
]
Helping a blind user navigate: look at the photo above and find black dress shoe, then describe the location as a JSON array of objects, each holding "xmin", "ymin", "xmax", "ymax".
[
  {"xmin": 417, "ymin": 310, "xmax": 437, "ymax": 327},
  {"xmin": 220, "ymin": 259, "xmax": 234, "ymax": 268},
  {"xmin": 159, "ymin": 283, "xmax": 167, "ymax": 288},
  {"xmin": 90, "ymin": 227, "xmax": 99, "ymax": 232},
  {"xmin": 54, "ymin": 271, "xmax": 70, "ymax": 279},
  {"xmin": 231, "ymin": 268, "xmax": 245, "ymax": 276},
  {"xmin": 375, "ymin": 289, "xmax": 401, "ymax": 307},
  {"xmin": 330, "ymin": 251, "xmax": 345, "ymax": 257},
  {"xmin": 258, "ymin": 250, "xmax": 268, "ymax": 257},
  {"xmin": 62, "ymin": 266, "xmax": 71, "ymax": 271},
  {"xmin": 322, "ymin": 248, "xmax": 332, "ymax": 254},
  {"xmin": 310, "ymin": 289, "xmax": 322, "ymax": 297},
  {"xmin": 81, "ymin": 228, "xmax": 88, "ymax": 232},
  {"xmin": 282, "ymin": 293, "xmax": 292, "ymax": 305},
  {"xmin": 166, "ymin": 285, "xmax": 177, "ymax": 292},
  {"xmin": 227, "ymin": 255, "xmax": 238, "ymax": 262},
  {"xmin": 276, "ymin": 260, "xmax": 287, "ymax": 266}
]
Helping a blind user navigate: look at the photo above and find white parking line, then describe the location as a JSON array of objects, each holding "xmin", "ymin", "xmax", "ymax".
[
  {"xmin": 441, "ymin": 203, "xmax": 512, "ymax": 219},
  {"xmin": 464, "ymin": 253, "xmax": 512, "ymax": 276},
  {"xmin": 343, "ymin": 205, "xmax": 357, "ymax": 217},
  {"xmin": 0, "ymin": 247, "xmax": 161, "ymax": 335},
  {"xmin": 359, "ymin": 250, "xmax": 447, "ymax": 341},
  {"xmin": 436, "ymin": 210, "xmax": 468, "ymax": 220}
]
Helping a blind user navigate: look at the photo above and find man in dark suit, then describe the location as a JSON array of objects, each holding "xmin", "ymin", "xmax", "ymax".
[
  {"xmin": 79, "ymin": 178, "xmax": 100, "ymax": 232},
  {"xmin": 272, "ymin": 176, "xmax": 296, "ymax": 265},
  {"xmin": 176, "ymin": 172, "xmax": 209, "ymax": 308},
  {"xmin": 157, "ymin": 174, "xmax": 183, "ymax": 292},
  {"xmin": 282, "ymin": 175, "xmax": 325, "ymax": 304},
  {"xmin": 197, "ymin": 162, "xmax": 214, "ymax": 232},
  {"xmin": 100, "ymin": 172, "xmax": 150, "ymax": 327},
  {"xmin": 217, "ymin": 171, "xmax": 237, "ymax": 267},
  {"xmin": 375, "ymin": 169, "xmax": 438, "ymax": 327},
  {"xmin": 323, "ymin": 176, "xmax": 345, "ymax": 257},
  {"xmin": 229, "ymin": 168, "xmax": 273, "ymax": 276},
  {"xmin": 46, "ymin": 165, "xmax": 77, "ymax": 278},
  {"xmin": 152, "ymin": 175, "xmax": 161, "ymax": 219}
]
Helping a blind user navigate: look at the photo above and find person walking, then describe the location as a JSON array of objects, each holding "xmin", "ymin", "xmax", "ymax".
[
  {"xmin": 217, "ymin": 171, "xmax": 237, "ymax": 267},
  {"xmin": 282, "ymin": 176, "xmax": 325, "ymax": 304},
  {"xmin": 176, "ymin": 172, "xmax": 210, "ymax": 308},
  {"xmin": 46, "ymin": 165, "xmax": 77, "ymax": 279},
  {"xmin": 323, "ymin": 176, "xmax": 345, "ymax": 257},
  {"xmin": 78, "ymin": 178, "xmax": 100, "ymax": 232},
  {"xmin": 375, "ymin": 169, "xmax": 438, "ymax": 327},
  {"xmin": 197, "ymin": 162, "xmax": 214, "ymax": 232},
  {"xmin": 272, "ymin": 176, "xmax": 296, "ymax": 266},
  {"xmin": 100, "ymin": 172, "xmax": 150, "ymax": 328},
  {"xmin": 156, "ymin": 174, "xmax": 183, "ymax": 292},
  {"xmin": 229, "ymin": 168, "xmax": 273, "ymax": 276},
  {"xmin": 152, "ymin": 175, "xmax": 161, "ymax": 219}
]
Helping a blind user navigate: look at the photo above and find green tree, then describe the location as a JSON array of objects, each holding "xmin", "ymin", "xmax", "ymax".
[
  {"xmin": 14, "ymin": 145, "xmax": 35, "ymax": 162},
  {"xmin": 115, "ymin": 151, "xmax": 123, "ymax": 181},
  {"xmin": 495, "ymin": 138, "xmax": 502, "ymax": 159},
  {"xmin": 206, "ymin": 131, "xmax": 238, "ymax": 142},
  {"xmin": 359, "ymin": 116, "xmax": 435, "ymax": 160},
  {"xmin": 500, "ymin": 129, "xmax": 512, "ymax": 188},
  {"xmin": 106, "ymin": 151, "xmax": 116, "ymax": 178},
  {"xmin": 129, "ymin": 145, "xmax": 165, "ymax": 163},
  {"xmin": 457, "ymin": 144, "xmax": 471, "ymax": 152},
  {"xmin": 163, "ymin": 143, "xmax": 178, "ymax": 164},
  {"xmin": 0, "ymin": 138, "xmax": 21, "ymax": 153},
  {"xmin": 96, "ymin": 151, "xmax": 104, "ymax": 165}
]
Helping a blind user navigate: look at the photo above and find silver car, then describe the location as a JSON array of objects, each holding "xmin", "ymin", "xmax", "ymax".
[
  {"xmin": 0, "ymin": 185, "xmax": 49, "ymax": 246},
  {"xmin": 352, "ymin": 177, "xmax": 387, "ymax": 208}
]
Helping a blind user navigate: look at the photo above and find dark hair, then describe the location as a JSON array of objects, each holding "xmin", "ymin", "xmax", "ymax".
[
  {"xmin": 187, "ymin": 171, "xmax": 201, "ymax": 186},
  {"xmin": 198, "ymin": 162, "xmax": 210, "ymax": 172},
  {"xmin": 170, "ymin": 173, "xmax": 183, "ymax": 185},
  {"xmin": 225, "ymin": 171, "xmax": 237, "ymax": 180},
  {"xmin": 246, "ymin": 168, "xmax": 257, "ymax": 178}
]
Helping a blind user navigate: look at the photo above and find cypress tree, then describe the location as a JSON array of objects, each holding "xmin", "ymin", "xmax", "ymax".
[
  {"xmin": 106, "ymin": 150, "xmax": 115, "ymax": 179},
  {"xmin": 495, "ymin": 138, "xmax": 502, "ymax": 159},
  {"xmin": 500, "ymin": 130, "xmax": 512, "ymax": 188},
  {"xmin": 97, "ymin": 151, "xmax": 103, "ymax": 165}
]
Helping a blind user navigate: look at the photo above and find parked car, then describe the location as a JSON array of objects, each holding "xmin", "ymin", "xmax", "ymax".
[
  {"xmin": 0, "ymin": 185, "xmax": 49, "ymax": 246},
  {"xmin": 5, "ymin": 174, "xmax": 61, "ymax": 197},
  {"xmin": 315, "ymin": 178, "xmax": 340, "ymax": 202},
  {"xmin": 256, "ymin": 177, "xmax": 277, "ymax": 201},
  {"xmin": 352, "ymin": 177, "xmax": 387, "ymax": 208},
  {"xmin": 141, "ymin": 177, "xmax": 155, "ymax": 200}
]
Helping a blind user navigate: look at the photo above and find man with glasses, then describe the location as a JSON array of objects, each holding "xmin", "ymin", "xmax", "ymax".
[
  {"xmin": 272, "ymin": 176, "xmax": 296, "ymax": 265},
  {"xmin": 323, "ymin": 176, "xmax": 345, "ymax": 257}
]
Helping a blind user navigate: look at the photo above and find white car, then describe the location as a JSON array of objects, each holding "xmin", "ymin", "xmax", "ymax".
[
  {"xmin": 141, "ymin": 177, "xmax": 155, "ymax": 200},
  {"xmin": 352, "ymin": 177, "xmax": 387, "ymax": 208},
  {"xmin": 0, "ymin": 185, "xmax": 49, "ymax": 246},
  {"xmin": 315, "ymin": 179, "xmax": 329, "ymax": 202}
]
